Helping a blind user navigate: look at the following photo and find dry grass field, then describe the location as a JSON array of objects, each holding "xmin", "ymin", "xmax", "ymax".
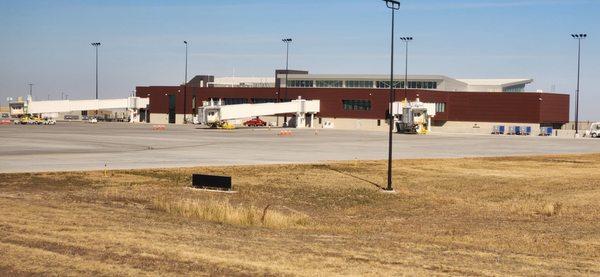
[{"xmin": 1, "ymin": 154, "xmax": 600, "ymax": 276}]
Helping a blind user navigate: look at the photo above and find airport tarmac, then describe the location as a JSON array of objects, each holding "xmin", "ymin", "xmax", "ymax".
[{"xmin": 1, "ymin": 122, "xmax": 599, "ymax": 173}]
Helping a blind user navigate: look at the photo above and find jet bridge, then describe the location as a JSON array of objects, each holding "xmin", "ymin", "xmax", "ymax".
[
  {"xmin": 25, "ymin": 97, "xmax": 150, "ymax": 122},
  {"xmin": 198, "ymin": 97, "xmax": 320, "ymax": 128}
]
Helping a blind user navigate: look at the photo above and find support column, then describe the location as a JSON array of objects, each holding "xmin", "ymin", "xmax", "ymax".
[
  {"xmin": 295, "ymin": 113, "xmax": 306, "ymax": 129},
  {"xmin": 427, "ymin": 116, "xmax": 432, "ymax": 134}
]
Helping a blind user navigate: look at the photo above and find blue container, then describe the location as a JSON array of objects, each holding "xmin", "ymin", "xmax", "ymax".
[
  {"xmin": 525, "ymin": 126, "xmax": 532, "ymax": 135},
  {"xmin": 515, "ymin": 126, "xmax": 522, "ymax": 135},
  {"xmin": 499, "ymin": 125, "xmax": 505, "ymax": 134}
]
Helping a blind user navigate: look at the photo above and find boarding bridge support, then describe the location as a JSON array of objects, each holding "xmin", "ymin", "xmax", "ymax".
[{"xmin": 392, "ymin": 98, "xmax": 437, "ymax": 134}]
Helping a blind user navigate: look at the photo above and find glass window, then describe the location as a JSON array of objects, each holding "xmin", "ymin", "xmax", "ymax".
[
  {"xmin": 223, "ymin": 98, "xmax": 248, "ymax": 105},
  {"xmin": 316, "ymin": 80, "xmax": 343, "ymax": 88},
  {"xmin": 435, "ymin": 103, "xmax": 446, "ymax": 113},
  {"xmin": 342, "ymin": 100, "xmax": 372, "ymax": 111},
  {"xmin": 376, "ymin": 81, "xmax": 402, "ymax": 88},
  {"xmin": 287, "ymin": 80, "xmax": 314, "ymax": 88},
  {"xmin": 376, "ymin": 81, "xmax": 389, "ymax": 88},
  {"xmin": 503, "ymin": 85, "xmax": 525, "ymax": 92},
  {"xmin": 346, "ymin": 80, "xmax": 374, "ymax": 88},
  {"xmin": 252, "ymin": 98, "xmax": 277, "ymax": 103}
]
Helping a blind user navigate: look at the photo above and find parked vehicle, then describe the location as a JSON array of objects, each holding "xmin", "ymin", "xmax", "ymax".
[
  {"xmin": 584, "ymin": 122, "xmax": 600, "ymax": 138},
  {"xmin": 243, "ymin": 117, "xmax": 267, "ymax": 127},
  {"xmin": 88, "ymin": 117, "xmax": 98, "ymax": 124}
]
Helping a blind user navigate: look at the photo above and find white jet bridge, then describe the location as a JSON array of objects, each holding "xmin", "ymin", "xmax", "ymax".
[
  {"xmin": 26, "ymin": 97, "xmax": 150, "ymax": 122},
  {"xmin": 198, "ymin": 97, "xmax": 320, "ymax": 128}
]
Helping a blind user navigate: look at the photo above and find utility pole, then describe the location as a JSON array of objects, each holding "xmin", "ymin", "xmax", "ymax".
[
  {"xmin": 28, "ymin": 83, "xmax": 34, "ymax": 99},
  {"xmin": 382, "ymin": 0, "xmax": 401, "ymax": 192},
  {"xmin": 571, "ymin": 33, "xmax": 587, "ymax": 137},
  {"xmin": 91, "ymin": 42, "xmax": 101, "ymax": 99},
  {"xmin": 400, "ymin": 37, "xmax": 413, "ymax": 100},
  {"xmin": 282, "ymin": 38, "xmax": 292, "ymax": 127},
  {"xmin": 183, "ymin": 40, "xmax": 188, "ymax": 124}
]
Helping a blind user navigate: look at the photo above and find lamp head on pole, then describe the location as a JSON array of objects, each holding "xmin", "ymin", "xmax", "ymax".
[
  {"xmin": 400, "ymin": 37, "xmax": 413, "ymax": 41},
  {"xmin": 184, "ymin": 40, "xmax": 187, "ymax": 44},
  {"xmin": 91, "ymin": 42, "xmax": 101, "ymax": 47},
  {"xmin": 383, "ymin": 0, "xmax": 401, "ymax": 10},
  {"xmin": 282, "ymin": 38, "xmax": 292, "ymax": 44},
  {"xmin": 571, "ymin": 33, "xmax": 588, "ymax": 39}
]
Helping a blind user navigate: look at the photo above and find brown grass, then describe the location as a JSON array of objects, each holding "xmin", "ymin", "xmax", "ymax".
[
  {"xmin": 1, "ymin": 154, "xmax": 600, "ymax": 276},
  {"xmin": 151, "ymin": 197, "xmax": 310, "ymax": 228}
]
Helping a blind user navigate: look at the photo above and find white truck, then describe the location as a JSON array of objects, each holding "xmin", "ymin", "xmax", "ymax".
[{"xmin": 584, "ymin": 122, "xmax": 600, "ymax": 138}]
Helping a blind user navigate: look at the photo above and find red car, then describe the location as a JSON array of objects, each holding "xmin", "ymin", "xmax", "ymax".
[{"xmin": 243, "ymin": 117, "xmax": 267, "ymax": 127}]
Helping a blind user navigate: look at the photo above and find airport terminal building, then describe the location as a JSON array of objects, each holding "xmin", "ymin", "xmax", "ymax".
[{"xmin": 136, "ymin": 70, "xmax": 569, "ymax": 133}]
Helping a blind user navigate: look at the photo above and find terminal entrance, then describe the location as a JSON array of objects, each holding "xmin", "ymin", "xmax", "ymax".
[{"xmin": 168, "ymin": 95, "xmax": 176, "ymax": 124}]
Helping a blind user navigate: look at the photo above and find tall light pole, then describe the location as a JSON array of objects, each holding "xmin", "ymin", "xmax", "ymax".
[
  {"xmin": 383, "ymin": 0, "xmax": 400, "ymax": 192},
  {"xmin": 28, "ymin": 83, "xmax": 34, "ymax": 99},
  {"xmin": 91, "ymin": 42, "xmax": 101, "ymax": 99},
  {"xmin": 400, "ymin": 37, "xmax": 413, "ymax": 101},
  {"xmin": 282, "ymin": 38, "xmax": 292, "ymax": 126},
  {"xmin": 183, "ymin": 40, "xmax": 189, "ymax": 124},
  {"xmin": 571, "ymin": 34, "xmax": 587, "ymax": 136}
]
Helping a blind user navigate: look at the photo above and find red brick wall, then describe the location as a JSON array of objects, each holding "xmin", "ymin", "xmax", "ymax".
[
  {"xmin": 136, "ymin": 86, "xmax": 569, "ymax": 124},
  {"xmin": 539, "ymin": 93, "xmax": 570, "ymax": 124}
]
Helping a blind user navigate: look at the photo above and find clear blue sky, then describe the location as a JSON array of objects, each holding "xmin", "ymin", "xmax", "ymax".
[{"xmin": 1, "ymin": 0, "xmax": 598, "ymax": 120}]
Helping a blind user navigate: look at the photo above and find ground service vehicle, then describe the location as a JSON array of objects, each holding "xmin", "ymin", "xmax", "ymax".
[
  {"xmin": 243, "ymin": 117, "xmax": 267, "ymax": 127},
  {"xmin": 221, "ymin": 122, "xmax": 235, "ymax": 130},
  {"xmin": 585, "ymin": 122, "xmax": 600, "ymax": 138},
  {"xmin": 19, "ymin": 116, "xmax": 31, "ymax": 125},
  {"xmin": 31, "ymin": 116, "xmax": 45, "ymax": 125}
]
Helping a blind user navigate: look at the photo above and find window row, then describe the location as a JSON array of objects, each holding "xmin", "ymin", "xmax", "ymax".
[
  {"xmin": 251, "ymin": 98, "xmax": 277, "ymax": 103},
  {"xmin": 209, "ymin": 98, "xmax": 287, "ymax": 105},
  {"xmin": 222, "ymin": 98, "xmax": 248, "ymax": 105},
  {"xmin": 503, "ymin": 86, "xmax": 525, "ymax": 92},
  {"xmin": 316, "ymin": 80, "xmax": 343, "ymax": 88},
  {"xmin": 343, "ymin": 100, "xmax": 372, "ymax": 111},
  {"xmin": 287, "ymin": 80, "xmax": 314, "ymax": 88},
  {"xmin": 346, "ymin": 80, "xmax": 374, "ymax": 88},
  {"xmin": 376, "ymin": 81, "xmax": 438, "ymax": 89},
  {"xmin": 286, "ymin": 80, "xmax": 437, "ymax": 89}
]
